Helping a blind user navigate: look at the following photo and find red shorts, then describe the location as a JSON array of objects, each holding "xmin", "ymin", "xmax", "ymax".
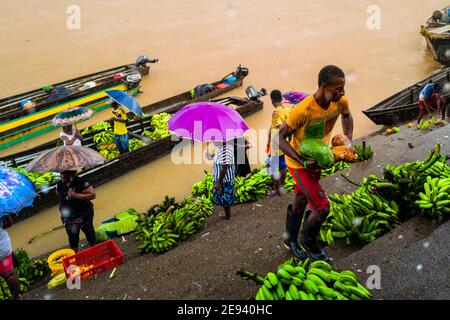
[
  {"xmin": 419, "ymin": 96, "xmax": 444, "ymax": 117},
  {"xmin": 288, "ymin": 167, "xmax": 329, "ymax": 212},
  {"xmin": 0, "ymin": 253, "xmax": 13, "ymax": 274}
]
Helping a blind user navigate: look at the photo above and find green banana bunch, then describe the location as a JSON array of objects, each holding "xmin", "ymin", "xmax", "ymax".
[
  {"xmin": 93, "ymin": 131, "xmax": 115, "ymax": 145},
  {"xmin": 191, "ymin": 172, "xmax": 214, "ymax": 200},
  {"xmin": 136, "ymin": 195, "xmax": 213, "ymax": 253},
  {"xmin": 234, "ymin": 168, "xmax": 273, "ymax": 204},
  {"xmin": 99, "ymin": 149, "xmax": 120, "ymax": 160},
  {"xmin": 129, "ymin": 138, "xmax": 145, "ymax": 152},
  {"xmin": 142, "ymin": 112, "xmax": 172, "ymax": 141},
  {"xmin": 321, "ymin": 174, "xmax": 400, "ymax": 246},
  {"xmin": 238, "ymin": 258, "xmax": 372, "ymax": 300},
  {"xmin": 415, "ymin": 177, "xmax": 450, "ymax": 220},
  {"xmin": 417, "ymin": 116, "xmax": 435, "ymax": 130},
  {"xmin": 321, "ymin": 161, "xmax": 352, "ymax": 178},
  {"xmin": 10, "ymin": 167, "xmax": 56, "ymax": 189},
  {"xmin": 90, "ymin": 121, "xmax": 112, "ymax": 133},
  {"xmin": 136, "ymin": 208, "xmax": 180, "ymax": 254}
]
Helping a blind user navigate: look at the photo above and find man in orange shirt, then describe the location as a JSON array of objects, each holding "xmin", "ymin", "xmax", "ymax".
[{"xmin": 277, "ymin": 65, "xmax": 353, "ymax": 262}]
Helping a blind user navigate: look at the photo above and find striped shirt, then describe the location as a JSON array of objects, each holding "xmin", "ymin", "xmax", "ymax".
[{"xmin": 213, "ymin": 144, "xmax": 235, "ymax": 183}]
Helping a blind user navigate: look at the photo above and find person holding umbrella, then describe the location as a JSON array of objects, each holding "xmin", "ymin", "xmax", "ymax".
[
  {"xmin": 56, "ymin": 170, "xmax": 97, "ymax": 252},
  {"xmin": 169, "ymin": 101, "xmax": 249, "ymax": 220},
  {"xmin": 60, "ymin": 125, "xmax": 83, "ymax": 146},
  {"xmin": 106, "ymin": 90, "xmax": 144, "ymax": 156},
  {"xmin": 25, "ymin": 145, "xmax": 105, "ymax": 251},
  {"xmin": 111, "ymin": 101, "xmax": 130, "ymax": 155},
  {"xmin": 0, "ymin": 216, "xmax": 23, "ymax": 300}
]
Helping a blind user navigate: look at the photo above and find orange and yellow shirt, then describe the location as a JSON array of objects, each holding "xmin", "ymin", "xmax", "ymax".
[
  {"xmin": 285, "ymin": 95, "xmax": 350, "ymax": 169},
  {"xmin": 270, "ymin": 104, "xmax": 292, "ymax": 156}
]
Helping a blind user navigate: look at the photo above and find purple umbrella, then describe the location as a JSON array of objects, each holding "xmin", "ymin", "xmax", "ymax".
[{"xmin": 168, "ymin": 102, "xmax": 249, "ymax": 142}]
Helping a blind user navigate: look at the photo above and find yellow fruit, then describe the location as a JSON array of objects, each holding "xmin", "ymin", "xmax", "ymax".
[
  {"xmin": 386, "ymin": 128, "xmax": 393, "ymax": 134},
  {"xmin": 331, "ymin": 146, "xmax": 358, "ymax": 162},
  {"xmin": 408, "ymin": 123, "xmax": 413, "ymax": 128}
]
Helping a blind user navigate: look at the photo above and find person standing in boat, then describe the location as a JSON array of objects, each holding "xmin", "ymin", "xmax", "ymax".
[
  {"xmin": 418, "ymin": 82, "xmax": 445, "ymax": 123},
  {"xmin": 60, "ymin": 125, "xmax": 83, "ymax": 146},
  {"xmin": 56, "ymin": 170, "xmax": 96, "ymax": 252},
  {"xmin": 111, "ymin": 101, "xmax": 130, "ymax": 155},
  {"xmin": 276, "ymin": 65, "xmax": 353, "ymax": 262}
]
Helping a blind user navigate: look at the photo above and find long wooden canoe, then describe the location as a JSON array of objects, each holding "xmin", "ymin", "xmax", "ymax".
[
  {"xmin": 420, "ymin": 7, "xmax": 450, "ymax": 66},
  {"xmin": 0, "ymin": 55, "xmax": 158, "ymax": 150},
  {"xmin": 362, "ymin": 67, "xmax": 450, "ymax": 125},
  {"xmin": 8, "ymin": 94, "xmax": 262, "ymax": 222}
]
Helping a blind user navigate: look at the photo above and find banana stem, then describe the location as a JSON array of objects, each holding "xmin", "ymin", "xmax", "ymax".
[{"xmin": 236, "ymin": 269, "xmax": 265, "ymax": 285}]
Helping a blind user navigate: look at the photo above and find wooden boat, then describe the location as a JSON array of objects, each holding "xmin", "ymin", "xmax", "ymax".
[
  {"xmin": 362, "ymin": 67, "xmax": 450, "ymax": 125},
  {"xmin": 0, "ymin": 54, "xmax": 158, "ymax": 150},
  {"xmin": 420, "ymin": 6, "xmax": 450, "ymax": 66}
]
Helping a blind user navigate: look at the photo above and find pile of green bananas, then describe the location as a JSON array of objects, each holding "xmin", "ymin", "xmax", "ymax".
[
  {"xmin": 82, "ymin": 121, "xmax": 112, "ymax": 135},
  {"xmin": 415, "ymin": 177, "xmax": 450, "ymax": 219},
  {"xmin": 94, "ymin": 131, "xmax": 119, "ymax": 160},
  {"xmin": 384, "ymin": 144, "xmax": 450, "ymax": 220},
  {"xmin": 136, "ymin": 196, "xmax": 213, "ymax": 254},
  {"xmin": 417, "ymin": 116, "xmax": 436, "ymax": 130},
  {"xmin": 0, "ymin": 249, "xmax": 50, "ymax": 300},
  {"xmin": 136, "ymin": 206, "xmax": 180, "ymax": 254},
  {"xmin": 234, "ymin": 168, "xmax": 273, "ymax": 204},
  {"xmin": 322, "ymin": 175, "xmax": 400, "ymax": 245},
  {"xmin": 171, "ymin": 196, "xmax": 213, "ymax": 241},
  {"xmin": 321, "ymin": 161, "xmax": 352, "ymax": 178},
  {"xmin": 238, "ymin": 258, "xmax": 372, "ymax": 300},
  {"xmin": 11, "ymin": 167, "xmax": 56, "ymax": 189},
  {"xmin": 141, "ymin": 113, "xmax": 172, "ymax": 141},
  {"xmin": 191, "ymin": 171, "xmax": 214, "ymax": 200},
  {"xmin": 129, "ymin": 138, "xmax": 145, "ymax": 152}
]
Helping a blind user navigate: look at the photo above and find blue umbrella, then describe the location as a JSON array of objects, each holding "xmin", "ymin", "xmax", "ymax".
[
  {"xmin": 0, "ymin": 166, "xmax": 37, "ymax": 218},
  {"xmin": 105, "ymin": 90, "xmax": 143, "ymax": 118}
]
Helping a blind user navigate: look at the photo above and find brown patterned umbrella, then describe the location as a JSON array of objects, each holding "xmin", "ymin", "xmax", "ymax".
[{"xmin": 25, "ymin": 146, "xmax": 105, "ymax": 173}]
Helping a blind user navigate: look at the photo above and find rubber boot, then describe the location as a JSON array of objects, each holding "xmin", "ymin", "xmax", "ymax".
[
  {"xmin": 300, "ymin": 211, "xmax": 330, "ymax": 262},
  {"xmin": 283, "ymin": 204, "xmax": 307, "ymax": 260}
]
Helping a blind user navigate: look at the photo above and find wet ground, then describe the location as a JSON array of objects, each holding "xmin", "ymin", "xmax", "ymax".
[{"xmin": 23, "ymin": 121, "xmax": 450, "ymax": 300}]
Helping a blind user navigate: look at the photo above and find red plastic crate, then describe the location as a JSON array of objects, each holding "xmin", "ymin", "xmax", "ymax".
[{"xmin": 62, "ymin": 240, "xmax": 124, "ymax": 281}]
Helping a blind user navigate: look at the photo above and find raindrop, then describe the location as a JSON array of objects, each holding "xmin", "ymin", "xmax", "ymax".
[
  {"xmin": 281, "ymin": 232, "xmax": 289, "ymax": 241},
  {"xmin": 416, "ymin": 264, "xmax": 423, "ymax": 271},
  {"xmin": 43, "ymin": 294, "xmax": 53, "ymax": 300},
  {"xmin": 39, "ymin": 184, "xmax": 50, "ymax": 194},
  {"xmin": 280, "ymin": 69, "xmax": 289, "ymax": 78},
  {"xmin": 143, "ymin": 288, "xmax": 148, "ymax": 293},
  {"xmin": 346, "ymin": 70, "xmax": 356, "ymax": 84},
  {"xmin": 445, "ymin": 49, "xmax": 450, "ymax": 58},
  {"xmin": 60, "ymin": 208, "xmax": 71, "ymax": 219},
  {"xmin": 275, "ymin": 39, "xmax": 284, "ymax": 47},
  {"xmin": 422, "ymin": 240, "xmax": 430, "ymax": 249},
  {"xmin": 353, "ymin": 217, "xmax": 362, "ymax": 227},
  {"xmin": 227, "ymin": 9, "xmax": 236, "ymax": 18},
  {"xmin": 444, "ymin": 82, "xmax": 450, "ymax": 93}
]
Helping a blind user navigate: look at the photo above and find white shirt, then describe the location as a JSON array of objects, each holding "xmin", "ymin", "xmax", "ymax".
[
  {"xmin": 60, "ymin": 128, "xmax": 82, "ymax": 146},
  {"xmin": 0, "ymin": 220, "xmax": 12, "ymax": 260}
]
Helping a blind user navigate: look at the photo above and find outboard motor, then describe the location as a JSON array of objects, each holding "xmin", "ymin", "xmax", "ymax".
[
  {"xmin": 235, "ymin": 64, "xmax": 249, "ymax": 79},
  {"xmin": 246, "ymin": 86, "xmax": 267, "ymax": 101},
  {"xmin": 136, "ymin": 54, "xmax": 159, "ymax": 67}
]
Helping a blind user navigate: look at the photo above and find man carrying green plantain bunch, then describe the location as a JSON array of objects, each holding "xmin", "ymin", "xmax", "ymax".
[{"xmin": 277, "ymin": 65, "xmax": 354, "ymax": 262}]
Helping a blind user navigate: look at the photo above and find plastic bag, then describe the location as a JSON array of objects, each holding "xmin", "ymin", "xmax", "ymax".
[{"xmin": 299, "ymin": 139, "xmax": 335, "ymax": 168}]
